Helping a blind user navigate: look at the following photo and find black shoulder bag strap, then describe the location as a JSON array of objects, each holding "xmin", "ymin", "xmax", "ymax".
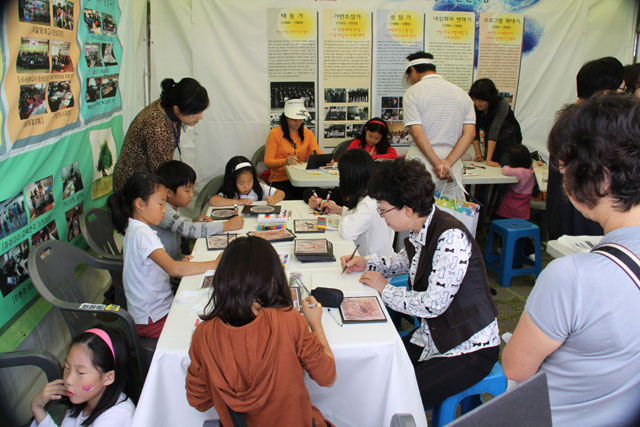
[{"xmin": 591, "ymin": 243, "xmax": 640, "ymax": 291}]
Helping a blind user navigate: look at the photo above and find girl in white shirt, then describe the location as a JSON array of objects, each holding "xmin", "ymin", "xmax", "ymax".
[
  {"xmin": 309, "ymin": 149, "xmax": 394, "ymax": 256},
  {"xmin": 31, "ymin": 327, "xmax": 135, "ymax": 427},
  {"xmin": 108, "ymin": 173, "xmax": 220, "ymax": 338},
  {"xmin": 209, "ymin": 156, "xmax": 285, "ymax": 206}
]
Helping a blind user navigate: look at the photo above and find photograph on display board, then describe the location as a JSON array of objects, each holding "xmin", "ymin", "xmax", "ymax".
[
  {"xmin": 86, "ymin": 77, "xmax": 101, "ymax": 103},
  {"xmin": 346, "ymin": 123, "xmax": 364, "ymax": 138},
  {"xmin": 270, "ymin": 81, "xmax": 315, "ymax": 109},
  {"xmin": 381, "ymin": 97, "xmax": 399, "ymax": 109},
  {"xmin": 89, "ymin": 128, "xmax": 116, "ymax": 199},
  {"xmin": 31, "ymin": 220, "xmax": 60, "ymax": 246},
  {"xmin": 324, "ymin": 106, "xmax": 345, "ymax": 121},
  {"xmin": 102, "ymin": 43, "xmax": 118, "ymax": 66},
  {"xmin": 324, "ymin": 124, "xmax": 345, "ymax": 139},
  {"xmin": 347, "ymin": 106, "xmax": 368, "ymax": 121},
  {"xmin": 324, "ymin": 88, "xmax": 346, "ymax": 103},
  {"xmin": 52, "ymin": 0, "xmax": 74, "ymax": 30},
  {"xmin": 388, "ymin": 120, "xmax": 411, "ymax": 146},
  {"xmin": 17, "ymin": 37, "xmax": 50, "ymax": 73},
  {"xmin": 381, "ymin": 108, "xmax": 400, "ymax": 121},
  {"xmin": 65, "ymin": 203, "xmax": 83, "ymax": 241},
  {"xmin": 61, "ymin": 161, "xmax": 84, "ymax": 199},
  {"xmin": 348, "ymin": 88, "xmax": 368, "ymax": 103},
  {"xmin": 84, "ymin": 43, "xmax": 103, "ymax": 68},
  {"xmin": 84, "ymin": 9, "xmax": 102, "ymax": 34},
  {"xmin": 47, "ymin": 80, "xmax": 74, "ymax": 112},
  {"xmin": 18, "ymin": 0, "xmax": 51, "ymax": 24},
  {"xmin": 25, "ymin": 176, "xmax": 54, "ymax": 221},
  {"xmin": 0, "ymin": 193, "xmax": 28, "ymax": 240},
  {"xmin": 102, "ymin": 13, "xmax": 117, "ymax": 35},
  {"xmin": 51, "ymin": 40, "xmax": 73, "ymax": 73},
  {"xmin": 18, "ymin": 84, "xmax": 47, "ymax": 120},
  {"xmin": 0, "ymin": 241, "xmax": 30, "ymax": 298},
  {"xmin": 101, "ymin": 75, "xmax": 118, "ymax": 99}
]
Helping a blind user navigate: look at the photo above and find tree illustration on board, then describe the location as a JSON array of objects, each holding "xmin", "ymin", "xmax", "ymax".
[{"xmin": 97, "ymin": 140, "xmax": 113, "ymax": 177}]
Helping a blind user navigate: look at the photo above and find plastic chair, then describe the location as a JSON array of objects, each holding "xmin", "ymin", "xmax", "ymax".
[
  {"xmin": 484, "ymin": 219, "xmax": 541, "ymax": 287},
  {"xmin": 331, "ymin": 138, "xmax": 353, "ymax": 161},
  {"xmin": 251, "ymin": 145, "xmax": 267, "ymax": 174},
  {"xmin": 79, "ymin": 208, "xmax": 126, "ymax": 308},
  {"xmin": 0, "ymin": 350, "xmax": 62, "ymax": 427},
  {"xmin": 430, "ymin": 362, "xmax": 507, "ymax": 427},
  {"xmin": 27, "ymin": 240, "xmax": 153, "ymax": 384},
  {"xmin": 194, "ymin": 174, "xmax": 224, "ymax": 215}
]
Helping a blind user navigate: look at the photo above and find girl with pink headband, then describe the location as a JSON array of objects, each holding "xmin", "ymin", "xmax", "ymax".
[
  {"xmin": 30, "ymin": 326, "xmax": 135, "ymax": 426},
  {"xmin": 346, "ymin": 117, "xmax": 398, "ymax": 161}
]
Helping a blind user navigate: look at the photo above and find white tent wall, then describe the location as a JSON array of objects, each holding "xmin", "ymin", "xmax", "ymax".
[{"xmin": 148, "ymin": 0, "xmax": 637, "ymax": 189}]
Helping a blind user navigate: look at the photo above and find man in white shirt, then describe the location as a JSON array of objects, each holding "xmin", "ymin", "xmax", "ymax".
[{"xmin": 402, "ymin": 51, "xmax": 476, "ymax": 199}]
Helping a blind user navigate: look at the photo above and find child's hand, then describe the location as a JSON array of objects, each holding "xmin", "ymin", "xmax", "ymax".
[
  {"xmin": 266, "ymin": 195, "xmax": 276, "ymax": 205},
  {"xmin": 486, "ymin": 160, "xmax": 501, "ymax": 168},
  {"xmin": 309, "ymin": 195, "xmax": 322, "ymax": 211},
  {"xmin": 301, "ymin": 296, "xmax": 323, "ymax": 327},
  {"xmin": 194, "ymin": 215, "xmax": 212, "ymax": 223},
  {"xmin": 32, "ymin": 379, "xmax": 65, "ymax": 422},
  {"xmin": 223, "ymin": 216, "xmax": 244, "ymax": 232},
  {"xmin": 320, "ymin": 200, "xmax": 341, "ymax": 215},
  {"xmin": 239, "ymin": 199, "xmax": 253, "ymax": 206},
  {"xmin": 340, "ymin": 255, "xmax": 366, "ymax": 274}
]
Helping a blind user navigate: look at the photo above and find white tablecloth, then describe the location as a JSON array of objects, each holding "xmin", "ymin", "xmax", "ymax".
[{"xmin": 132, "ymin": 201, "xmax": 428, "ymax": 427}]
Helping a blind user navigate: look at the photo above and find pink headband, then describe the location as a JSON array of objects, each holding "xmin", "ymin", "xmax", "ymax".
[{"xmin": 85, "ymin": 328, "xmax": 115, "ymax": 361}]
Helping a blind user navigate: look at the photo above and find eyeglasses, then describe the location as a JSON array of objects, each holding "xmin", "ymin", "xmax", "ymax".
[{"xmin": 377, "ymin": 205, "xmax": 398, "ymax": 217}]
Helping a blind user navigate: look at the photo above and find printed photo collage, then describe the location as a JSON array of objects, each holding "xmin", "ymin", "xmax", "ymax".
[
  {"xmin": 323, "ymin": 87, "xmax": 369, "ymax": 142},
  {"xmin": 0, "ymin": 159, "xmax": 85, "ymax": 298},
  {"xmin": 16, "ymin": 0, "xmax": 120, "ymax": 121}
]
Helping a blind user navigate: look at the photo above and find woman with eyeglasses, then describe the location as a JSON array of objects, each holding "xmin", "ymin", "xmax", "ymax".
[
  {"xmin": 341, "ymin": 158, "xmax": 499, "ymax": 408},
  {"xmin": 264, "ymin": 98, "xmax": 323, "ymax": 200}
]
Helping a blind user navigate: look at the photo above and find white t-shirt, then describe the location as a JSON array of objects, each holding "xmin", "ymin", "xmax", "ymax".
[
  {"xmin": 32, "ymin": 393, "xmax": 134, "ymax": 427},
  {"xmin": 339, "ymin": 196, "xmax": 395, "ymax": 257},
  {"xmin": 220, "ymin": 182, "xmax": 276, "ymax": 202},
  {"xmin": 403, "ymin": 74, "xmax": 475, "ymax": 150},
  {"xmin": 123, "ymin": 218, "xmax": 173, "ymax": 324}
]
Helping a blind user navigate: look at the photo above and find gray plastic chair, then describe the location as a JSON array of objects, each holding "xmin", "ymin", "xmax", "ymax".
[
  {"xmin": 331, "ymin": 138, "xmax": 353, "ymax": 161},
  {"xmin": 78, "ymin": 208, "xmax": 126, "ymax": 308},
  {"xmin": 251, "ymin": 145, "xmax": 267, "ymax": 174},
  {"xmin": 27, "ymin": 240, "xmax": 153, "ymax": 382},
  {"xmin": 79, "ymin": 208, "xmax": 122, "ymax": 259},
  {"xmin": 194, "ymin": 174, "xmax": 224, "ymax": 215}
]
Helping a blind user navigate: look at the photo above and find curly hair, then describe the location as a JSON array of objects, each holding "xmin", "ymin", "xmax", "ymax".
[
  {"xmin": 548, "ymin": 93, "xmax": 640, "ymax": 211},
  {"xmin": 367, "ymin": 158, "xmax": 435, "ymax": 216}
]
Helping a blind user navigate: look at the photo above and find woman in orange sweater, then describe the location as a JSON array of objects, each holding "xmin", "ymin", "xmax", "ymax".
[
  {"xmin": 264, "ymin": 98, "xmax": 322, "ymax": 199},
  {"xmin": 186, "ymin": 236, "xmax": 336, "ymax": 426}
]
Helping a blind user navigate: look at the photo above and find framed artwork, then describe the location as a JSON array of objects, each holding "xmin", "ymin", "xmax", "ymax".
[{"xmin": 339, "ymin": 296, "xmax": 387, "ymax": 323}]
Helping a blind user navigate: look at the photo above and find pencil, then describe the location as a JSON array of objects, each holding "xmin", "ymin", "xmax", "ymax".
[
  {"xmin": 341, "ymin": 244, "xmax": 360, "ymax": 275},
  {"xmin": 267, "ymin": 176, "xmax": 273, "ymax": 201}
]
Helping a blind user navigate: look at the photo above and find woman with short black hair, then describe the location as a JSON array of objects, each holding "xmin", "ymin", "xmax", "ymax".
[{"xmin": 503, "ymin": 93, "xmax": 640, "ymax": 427}]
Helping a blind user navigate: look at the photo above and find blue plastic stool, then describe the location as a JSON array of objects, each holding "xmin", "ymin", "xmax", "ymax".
[
  {"xmin": 429, "ymin": 362, "xmax": 507, "ymax": 427},
  {"xmin": 387, "ymin": 274, "xmax": 420, "ymax": 337},
  {"xmin": 484, "ymin": 219, "xmax": 541, "ymax": 287}
]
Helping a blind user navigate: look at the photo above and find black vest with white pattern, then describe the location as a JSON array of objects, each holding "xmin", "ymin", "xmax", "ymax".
[{"xmin": 404, "ymin": 208, "xmax": 497, "ymax": 353}]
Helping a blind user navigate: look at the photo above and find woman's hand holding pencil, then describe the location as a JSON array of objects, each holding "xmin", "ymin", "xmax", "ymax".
[{"xmin": 340, "ymin": 250, "xmax": 366, "ymax": 274}]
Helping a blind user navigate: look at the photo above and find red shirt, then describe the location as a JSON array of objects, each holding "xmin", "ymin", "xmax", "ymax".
[{"xmin": 347, "ymin": 138, "xmax": 398, "ymax": 160}]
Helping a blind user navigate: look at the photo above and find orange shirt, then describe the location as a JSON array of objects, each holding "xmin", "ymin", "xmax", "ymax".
[
  {"xmin": 186, "ymin": 307, "xmax": 336, "ymax": 427},
  {"xmin": 264, "ymin": 127, "xmax": 322, "ymax": 182}
]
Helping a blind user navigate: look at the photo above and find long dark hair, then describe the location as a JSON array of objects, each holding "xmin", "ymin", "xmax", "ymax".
[
  {"xmin": 338, "ymin": 149, "xmax": 377, "ymax": 210},
  {"xmin": 67, "ymin": 327, "xmax": 129, "ymax": 426},
  {"xmin": 107, "ymin": 172, "xmax": 167, "ymax": 234},
  {"xmin": 220, "ymin": 156, "xmax": 263, "ymax": 200},
  {"xmin": 201, "ymin": 236, "xmax": 292, "ymax": 326},
  {"xmin": 357, "ymin": 117, "xmax": 391, "ymax": 154},
  {"xmin": 159, "ymin": 77, "xmax": 209, "ymax": 115},
  {"xmin": 279, "ymin": 113, "xmax": 305, "ymax": 144}
]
